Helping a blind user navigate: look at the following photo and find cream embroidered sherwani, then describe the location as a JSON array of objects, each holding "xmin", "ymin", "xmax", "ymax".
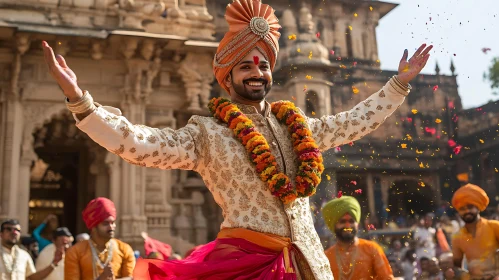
[{"xmin": 74, "ymin": 78, "xmax": 409, "ymax": 279}]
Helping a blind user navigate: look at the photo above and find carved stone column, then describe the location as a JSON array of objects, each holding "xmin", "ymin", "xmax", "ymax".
[
  {"xmin": 178, "ymin": 52, "xmax": 214, "ymax": 112},
  {"xmin": 366, "ymin": 173, "xmax": 375, "ymax": 216},
  {"xmin": 118, "ymin": 37, "xmax": 161, "ymax": 248}
]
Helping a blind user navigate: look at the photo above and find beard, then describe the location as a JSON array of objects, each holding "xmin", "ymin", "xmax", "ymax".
[
  {"xmin": 334, "ymin": 227, "xmax": 357, "ymax": 243},
  {"xmin": 232, "ymin": 78, "xmax": 272, "ymax": 101},
  {"xmin": 461, "ymin": 212, "xmax": 478, "ymax": 223}
]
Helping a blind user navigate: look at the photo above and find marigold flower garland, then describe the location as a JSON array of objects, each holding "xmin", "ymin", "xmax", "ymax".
[{"xmin": 208, "ymin": 98, "xmax": 324, "ymax": 204}]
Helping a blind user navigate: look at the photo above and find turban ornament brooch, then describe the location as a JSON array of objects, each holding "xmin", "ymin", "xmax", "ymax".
[{"xmin": 250, "ymin": 17, "xmax": 270, "ymax": 38}]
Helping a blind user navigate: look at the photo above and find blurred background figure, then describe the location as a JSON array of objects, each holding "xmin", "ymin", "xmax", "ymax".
[
  {"xmin": 75, "ymin": 233, "xmax": 89, "ymax": 243},
  {"xmin": 21, "ymin": 237, "xmax": 39, "ymax": 263}
]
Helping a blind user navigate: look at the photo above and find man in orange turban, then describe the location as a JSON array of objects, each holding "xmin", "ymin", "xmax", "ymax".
[
  {"xmin": 43, "ymin": 0, "xmax": 434, "ymax": 277},
  {"xmin": 64, "ymin": 198, "xmax": 135, "ymax": 280},
  {"xmin": 450, "ymin": 184, "xmax": 499, "ymax": 279}
]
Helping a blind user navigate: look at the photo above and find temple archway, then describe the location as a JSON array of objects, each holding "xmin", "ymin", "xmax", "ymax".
[{"xmin": 29, "ymin": 111, "xmax": 108, "ymax": 237}]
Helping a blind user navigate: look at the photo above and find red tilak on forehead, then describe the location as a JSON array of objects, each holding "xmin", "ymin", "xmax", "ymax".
[{"xmin": 253, "ymin": 56, "xmax": 259, "ymax": 65}]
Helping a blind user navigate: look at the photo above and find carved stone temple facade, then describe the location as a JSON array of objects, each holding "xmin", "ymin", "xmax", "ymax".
[{"xmin": 0, "ymin": 0, "xmax": 496, "ymax": 253}]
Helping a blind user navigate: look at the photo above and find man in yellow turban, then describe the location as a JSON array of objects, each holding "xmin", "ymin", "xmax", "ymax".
[
  {"xmin": 43, "ymin": 0, "xmax": 433, "ymax": 277},
  {"xmin": 450, "ymin": 184, "xmax": 499, "ymax": 279},
  {"xmin": 322, "ymin": 196, "xmax": 394, "ymax": 280}
]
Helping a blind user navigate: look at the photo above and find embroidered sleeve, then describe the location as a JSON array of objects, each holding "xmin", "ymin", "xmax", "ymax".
[
  {"xmin": 75, "ymin": 106, "xmax": 201, "ymax": 171},
  {"xmin": 307, "ymin": 77, "xmax": 407, "ymax": 151}
]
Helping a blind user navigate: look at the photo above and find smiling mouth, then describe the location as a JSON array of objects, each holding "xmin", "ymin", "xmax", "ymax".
[{"xmin": 245, "ymin": 81, "xmax": 266, "ymax": 87}]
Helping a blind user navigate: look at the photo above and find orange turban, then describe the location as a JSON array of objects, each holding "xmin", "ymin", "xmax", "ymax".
[
  {"xmin": 452, "ymin": 184, "xmax": 489, "ymax": 211},
  {"xmin": 82, "ymin": 197, "xmax": 117, "ymax": 229},
  {"xmin": 213, "ymin": 0, "xmax": 281, "ymax": 94}
]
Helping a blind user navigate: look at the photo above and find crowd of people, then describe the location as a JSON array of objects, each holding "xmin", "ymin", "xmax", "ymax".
[{"xmin": 1, "ymin": 183, "xmax": 497, "ymax": 280}]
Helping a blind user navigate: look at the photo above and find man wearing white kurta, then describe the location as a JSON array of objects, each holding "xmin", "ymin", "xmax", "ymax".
[{"xmin": 42, "ymin": 2, "xmax": 433, "ymax": 276}]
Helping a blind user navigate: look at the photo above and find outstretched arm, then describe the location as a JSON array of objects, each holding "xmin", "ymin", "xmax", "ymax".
[
  {"xmin": 308, "ymin": 44, "xmax": 432, "ymax": 151},
  {"xmin": 42, "ymin": 41, "xmax": 201, "ymax": 171}
]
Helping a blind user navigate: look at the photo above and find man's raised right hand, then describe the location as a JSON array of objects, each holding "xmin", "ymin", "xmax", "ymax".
[{"xmin": 42, "ymin": 41, "xmax": 83, "ymax": 102}]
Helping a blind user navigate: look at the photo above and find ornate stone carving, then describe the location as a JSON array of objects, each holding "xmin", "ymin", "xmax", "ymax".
[
  {"xmin": 90, "ymin": 40, "xmax": 105, "ymax": 60},
  {"xmin": 122, "ymin": 39, "xmax": 162, "ymax": 103},
  {"xmin": 178, "ymin": 52, "xmax": 214, "ymax": 112},
  {"xmin": 21, "ymin": 102, "xmax": 66, "ymax": 164}
]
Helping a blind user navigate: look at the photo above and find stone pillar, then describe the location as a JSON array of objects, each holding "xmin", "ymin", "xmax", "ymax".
[
  {"xmin": 1, "ymin": 100, "xmax": 24, "ymax": 220},
  {"xmin": 119, "ymin": 101, "xmax": 148, "ymax": 248},
  {"xmin": 17, "ymin": 152, "xmax": 35, "ymax": 231},
  {"xmin": 366, "ymin": 173, "xmax": 375, "ymax": 216}
]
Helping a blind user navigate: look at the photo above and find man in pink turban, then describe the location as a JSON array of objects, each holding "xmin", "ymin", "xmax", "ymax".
[
  {"xmin": 450, "ymin": 184, "xmax": 499, "ymax": 279},
  {"xmin": 64, "ymin": 198, "xmax": 135, "ymax": 280}
]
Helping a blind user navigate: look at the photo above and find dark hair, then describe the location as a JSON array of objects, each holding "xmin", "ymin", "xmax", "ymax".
[
  {"xmin": 53, "ymin": 227, "xmax": 72, "ymax": 239},
  {"xmin": 420, "ymin": 257, "xmax": 430, "ymax": 262},
  {"xmin": 1, "ymin": 219, "xmax": 20, "ymax": 231}
]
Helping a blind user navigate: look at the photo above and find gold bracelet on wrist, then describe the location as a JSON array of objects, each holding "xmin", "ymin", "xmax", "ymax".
[
  {"xmin": 393, "ymin": 75, "xmax": 411, "ymax": 91},
  {"xmin": 65, "ymin": 91, "xmax": 97, "ymax": 114}
]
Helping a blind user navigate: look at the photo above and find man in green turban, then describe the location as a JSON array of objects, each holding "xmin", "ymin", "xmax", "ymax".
[{"xmin": 321, "ymin": 196, "xmax": 394, "ymax": 280}]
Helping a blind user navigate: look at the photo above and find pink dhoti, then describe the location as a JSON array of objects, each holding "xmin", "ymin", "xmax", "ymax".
[{"xmin": 133, "ymin": 228, "xmax": 311, "ymax": 280}]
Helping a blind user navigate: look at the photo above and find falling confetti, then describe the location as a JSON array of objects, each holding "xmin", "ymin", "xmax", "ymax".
[
  {"xmin": 253, "ymin": 56, "xmax": 259, "ymax": 65},
  {"xmin": 406, "ymin": 117, "xmax": 413, "ymax": 122},
  {"xmin": 482, "ymin": 47, "xmax": 492, "ymax": 54},
  {"xmin": 348, "ymin": 142, "xmax": 354, "ymax": 146},
  {"xmin": 288, "ymin": 34, "xmax": 297, "ymax": 40},
  {"xmin": 416, "ymin": 149, "xmax": 423, "ymax": 154},
  {"xmin": 425, "ymin": 127, "xmax": 436, "ymax": 135},
  {"xmin": 448, "ymin": 139, "xmax": 457, "ymax": 147},
  {"xmin": 335, "ymin": 146, "xmax": 341, "ymax": 152},
  {"xmin": 291, "ymin": 96, "xmax": 296, "ymax": 101},
  {"xmin": 435, "ymin": 118, "xmax": 442, "ymax": 124},
  {"xmin": 353, "ymin": 62, "xmax": 357, "ymax": 67},
  {"xmin": 433, "ymin": 85, "xmax": 439, "ymax": 91},
  {"xmin": 453, "ymin": 145, "xmax": 462, "ymax": 155},
  {"xmin": 369, "ymin": 6, "xmax": 373, "ymax": 11},
  {"xmin": 330, "ymin": 50, "xmax": 335, "ymax": 56},
  {"xmin": 316, "ymin": 32, "xmax": 320, "ymax": 38},
  {"xmin": 352, "ymin": 86, "xmax": 360, "ymax": 94},
  {"xmin": 354, "ymin": 13, "xmax": 358, "ymax": 17},
  {"xmin": 308, "ymin": 51, "xmax": 313, "ymax": 59},
  {"xmin": 350, "ymin": 180, "xmax": 357, "ymax": 185},
  {"xmin": 354, "ymin": 189, "xmax": 362, "ymax": 194},
  {"xmin": 368, "ymin": 224, "xmax": 376, "ymax": 230},
  {"xmin": 401, "ymin": 143, "xmax": 407, "ymax": 148},
  {"xmin": 411, "ymin": 109, "xmax": 418, "ymax": 114},
  {"xmin": 297, "ymin": 48, "xmax": 301, "ymax": 53},
  {"xmin": 385, "ymin": 208, "xmax": 391, "ymax": 212},
  {"xmin": 419, "ymin": 162, "xmax": 425, "ymax": 168},
  {"xmin": 305, "ymin": 75, "xmax": 313, "ymax": 80},
  {"xmin": 495, "ymin": 168, "xmax": 498, "ymax": 173},
  {"xmin": 419, "ymin": 182, "xmax": 425, "ymax": 187},
  {"xmin": 479, "ymin": 139, "xmax": 485, "ymax": 144},
  {"xmin": 311, "ymin": 111, "xmax": 316, "ymax": 116},
  {"xmin": 348, "ymin": 25, "xmax": 353, "ymax": 31},
  {"xmin": 448, "ymin": 101, "xmax": 455, "ymax": 109},
  {"xmin": 326, "ymin": 174, "xmax": 331, "ymax": 180},
  {"xmin": 337, "ymin": 191, "xmax": 343, "ymax": 198},
  {"xmin": 340, "ymin": 64, "xmax": 347, "ymax": 69}
]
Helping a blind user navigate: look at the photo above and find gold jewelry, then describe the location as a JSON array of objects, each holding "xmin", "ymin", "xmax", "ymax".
[
  {"xmin": 390, "ymin": 76, "xmax": 411, "ymax": 96},
  {"xmin": 65, "ymin": 91, "xmax": 97, "ymax": 114}
]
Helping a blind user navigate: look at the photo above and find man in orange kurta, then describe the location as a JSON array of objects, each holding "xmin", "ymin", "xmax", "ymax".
[
  {"xmin": 451, "ymin": 184, "xmax": 499, "ymax": 280},
  {"xmin": 64, "ymin": 198, "xmax": 135, "ymax": 280},
  {"xmin": 322, "ymin": 196, "xmax": 394, "ymax": 280}
]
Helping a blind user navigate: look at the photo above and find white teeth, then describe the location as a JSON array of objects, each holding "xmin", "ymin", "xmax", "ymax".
[{"xmin": 247, "ymin": 82, "xmax": 263, "ymax": 86}]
